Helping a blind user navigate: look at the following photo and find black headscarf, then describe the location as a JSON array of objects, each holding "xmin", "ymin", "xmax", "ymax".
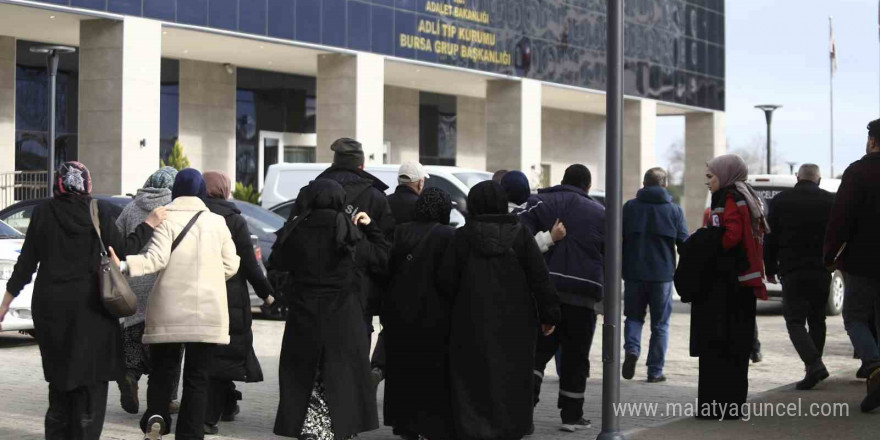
[
  {"xmin": 415, "ymin": 187, "xmax": 452, "ymax": 225},
  {"xmin": 467, "ymin": 181, "xmax": 509, "ymax": 217},
  {"xmin": 288, "ymin": 178, "xmax": 360, "ymax": 250}
]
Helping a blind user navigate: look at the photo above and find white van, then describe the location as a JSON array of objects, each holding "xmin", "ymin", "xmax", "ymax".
[
  {"xmin": 747, "ymin": 174, "xmax": 843, "ymax": 315},
  {"xmin": 263, "ymin": 163, "xmax": 494, "ymax": 225}
]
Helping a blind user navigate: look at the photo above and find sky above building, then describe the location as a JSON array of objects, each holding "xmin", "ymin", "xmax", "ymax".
[{"xmin": 656, "ymin": 0, "xmax": 879, "ymax": 178}]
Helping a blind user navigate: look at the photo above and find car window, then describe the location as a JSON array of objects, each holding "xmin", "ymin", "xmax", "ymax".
[
  {"xmin": 0, "ymin": 220, "xmax": 24, "ymax": 238},
  {"xmin": 272, "ymin": 202, "xmax": 294, "ymax": 221},
  {"xmin": 453, "ymin": 172, "xmax": 493, "ymax": 189},
  {"xmin": 754, "ymin": 187, "xmax": 788, "ymax": 218},
  {"xmin": 425, "ymin": 176, "xmax": 469, "ymax": 215},
  {"xmin": 232, "ymin": 201, "xmax": 285, "ymax": 238},
  {"xmin": 0, "ymin": 204, "xmax": 36, "ymax": 235}
]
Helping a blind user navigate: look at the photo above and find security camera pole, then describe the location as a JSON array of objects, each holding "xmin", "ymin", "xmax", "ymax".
[
  {"xmin": 598, "ymin": 0, "xmax": 625, "ymax": 439},
  {"xmin": 29, "ymin": 45, "xmax": 76, "ymax": 196}
]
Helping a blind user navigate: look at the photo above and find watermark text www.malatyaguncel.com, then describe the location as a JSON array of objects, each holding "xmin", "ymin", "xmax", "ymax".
[{"xmin": 614, "ymin": 399, "xmax": 850, "ymax": 421}]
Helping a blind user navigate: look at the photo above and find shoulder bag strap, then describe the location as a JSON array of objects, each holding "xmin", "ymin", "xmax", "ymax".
[
  {"xmin": 89, "ymin": 199, "xmax": 108, "ymax": 255},
  {"xmin": 171, "ymin": 211, "xmax": 204, "ymax": 253}
]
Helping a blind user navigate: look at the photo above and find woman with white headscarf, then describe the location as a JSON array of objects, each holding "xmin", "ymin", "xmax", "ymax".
[{"xmin": 690, "ymin": 154, "xmax": 769, "ymax": 420}]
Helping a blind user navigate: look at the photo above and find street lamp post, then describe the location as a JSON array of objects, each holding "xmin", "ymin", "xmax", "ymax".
[
  {"xmin": 755, "ymin": 105, "xmax": 781, "ymax": 174},
  {"xmin": 29, "ymin": 45, "xmax": 76, "ymax": 196},
  {"xmin": 598, "ymin": 0, "xmax": 625, "ymax": 439}
]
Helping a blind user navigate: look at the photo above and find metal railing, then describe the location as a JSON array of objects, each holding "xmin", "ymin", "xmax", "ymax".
[{"xmin": 0, "ymin": 171, "xmax": 50, "ymax": 210}]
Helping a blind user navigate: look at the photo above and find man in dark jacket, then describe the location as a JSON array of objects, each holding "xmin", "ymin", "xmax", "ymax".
[
  {"xmin": 621, "ymin": 168, "xmax": 688, "ymax": 383},
  {"xmin": 824, "ymin": 119, "xmax": 880, "ymax": 412},
  {"xmin": 763, "ymin": 164, "xmax": 834, "ymax": 390},
  {"xmin": 519, "ymin": 164, "xmax": 604, "ymax": 432},
  {"xmin": 386, "ymin": 161, "xmax": 429, "ymax": 225}
]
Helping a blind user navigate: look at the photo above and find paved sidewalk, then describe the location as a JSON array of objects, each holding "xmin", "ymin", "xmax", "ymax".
[{"xmin": 0, "ymin": 299, "xmax": 869, "ymax": 439}]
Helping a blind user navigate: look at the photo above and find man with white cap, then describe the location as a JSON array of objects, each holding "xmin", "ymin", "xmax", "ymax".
[{"xmin": 386, "ymin": 162, "xmax": 430, "ymax": 225}]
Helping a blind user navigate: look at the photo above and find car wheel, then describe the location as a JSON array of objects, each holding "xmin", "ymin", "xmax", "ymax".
[{"xmin": 826, "ymin": 271, "xmax": 845, "ymax": 316}]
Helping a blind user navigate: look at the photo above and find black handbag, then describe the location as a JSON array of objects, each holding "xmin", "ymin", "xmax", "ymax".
[{"xmin": 89, "ymin": 199, "xmax": 137, "ymax": 318}]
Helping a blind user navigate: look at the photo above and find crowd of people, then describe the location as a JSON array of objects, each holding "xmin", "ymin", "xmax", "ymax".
[{"xmin": 1, "ymin": 117, "xmax": 880, "ymax": 439}]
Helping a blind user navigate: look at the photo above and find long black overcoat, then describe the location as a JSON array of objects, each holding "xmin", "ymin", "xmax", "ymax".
[
  {"xmin": 440, "ymin": 215, "xmax": 560, "ymax": 440},
  {"xmin": 382, "ymin": 221, "xmax": 456, "ymax": 439}
]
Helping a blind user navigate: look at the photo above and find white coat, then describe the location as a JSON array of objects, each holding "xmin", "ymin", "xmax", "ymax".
[{"xmin": 127, "ymin": 196, "xmax": 240, "ymax": 345}]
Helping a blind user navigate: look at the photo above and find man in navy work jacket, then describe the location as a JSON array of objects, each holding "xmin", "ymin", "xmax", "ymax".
[
  {"xmin": 621, "ymin": 167, "xmax": 689, "ymax": 383},
  {"xmin": 519, "ymin": 164, "xmax": 604, "ymax": 432}
]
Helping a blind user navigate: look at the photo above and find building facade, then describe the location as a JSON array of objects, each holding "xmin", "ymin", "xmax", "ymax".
[{"xmin": 0, "ymin": 0, "xmax": 725, "ymax": 228}]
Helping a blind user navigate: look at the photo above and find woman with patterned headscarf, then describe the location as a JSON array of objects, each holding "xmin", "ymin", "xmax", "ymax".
[
  {"xmin": 381, "ymin": 188, "xmax": 457, "ymax": 440},
  {"xmin": 0, "ymin": 161, "xmax": 166, "ymax": 440},
  {"xmin": 113, "ymin": 166, "xmax": 178, "ymax": 415}
]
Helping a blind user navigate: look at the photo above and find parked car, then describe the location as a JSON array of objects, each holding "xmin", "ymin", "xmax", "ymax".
[
  {"xmin": 0, "ymin": 219, "xmax": 34, "ymax": 334},
  {"xmin": 747, "ymin": 174, "xmax": 844, "ymax": 316},
  {"xmin": 262, "ymin": 163, "xmax": 493, "ymax": 221},
  {"xmin": 0, "ymin": 196, "xmax": 285, "ymax": 313}
]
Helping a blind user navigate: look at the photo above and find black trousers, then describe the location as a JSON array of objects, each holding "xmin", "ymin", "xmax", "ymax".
[
  {"xmin": 697, "ymin": 350, "xmax": 749, "ymax": 420},
  {"xmin": 371, "ymin": 331, "xmax": 386, "ymax": 372},
  {"xmin": 533, "ymin": 304, "xmax": 597, "ymax": 424},
  {"xmin": 782, "ymin": 270, "xmax": 831, "ymax": 366},
  {"xmin": 45, "ymin": 382, "xmax": 108, "ymax": 440},
  {"xmin": 206, "ymin": 379, "xmax": 240, "ymax": 425},
  {"xmin": 141, "ymin": 343, "xmax": 215, "ymax": 440}
]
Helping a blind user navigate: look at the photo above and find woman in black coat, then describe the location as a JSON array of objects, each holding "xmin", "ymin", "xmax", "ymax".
[
  {"xmin": 382, "ymin": 188, "xmax": 457, "ymax": 440},
  {"xmin": 202, "ymin": 171, "xmax": 275, "ymax": 434},
  {"xmin": 441, "ymin": 181, "xmax": 560, "ymax": 440},
  {"xmin": 0, "ymin": 162, "xmax": 164, "ymax": 440},
  {"xmin": 273, "ymin": 178, "xmax": 389, "ymax": 440}
]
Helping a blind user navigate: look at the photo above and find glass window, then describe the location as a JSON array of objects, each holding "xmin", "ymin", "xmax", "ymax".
[
  {"xmin": 230, "ymin": 200, "xmax": 285, "ymax": 239},
  {"xmin": 425, "ymin": 176, "xmax": 467, "ymax": 213},
  {"xmin": 419, "ymin": 92, "xmax": 457, "ymax": 166},
  {"xmin": 284, "ymin": 146, "xmax": 316, "ymax": 163},
  {"xmin": 453, "ymin": 172, "xmax": 493, "ymax": 189},
  {"xmin": 0, "ymin": 220, "xmax": 24, "ymax": 239},
  {"xmin": 0, "ymin": 204, "xmax": 37, "ymax": 235}
]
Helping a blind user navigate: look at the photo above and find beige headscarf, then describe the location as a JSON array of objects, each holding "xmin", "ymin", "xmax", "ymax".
[
  {"xmin": 707, "ymin": 154, "xmax": 770, "ymax": 235},
  {"xmin": 203, "ymin": 171, "xmax": 232, "ymax": 200}
]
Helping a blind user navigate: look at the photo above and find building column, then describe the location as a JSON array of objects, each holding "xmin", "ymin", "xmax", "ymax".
[
  {"xmin": 623, "ymin": 99, "xmax": 657, "ymax": 201},
  {"xmin": 78, "ymin": 17, "xmax": 161, "ymax": 196},
  {"xmin": 317, "ymin": 53, "xmax": 385, "ymax": 164},
  {"xmin": 384, "ymin": 85, "xmax": 419, "ymax": 164},
  {"xmin": 0, "ymin": 37, "xmax": 14, "ymax": 206},
  {"xmin": 456, "ymin": 96, "xmax": 487, "ymax": 171},
  {"xmin": 684, "ymin": 112, "xmax": 727, "ymax": 231},
  {"xmin": 541, "ymin": 108, "xmax": 605, "ymax": 189},
  {"xmin": 178, "ymin": 60, "xmax": 237, "ymax": 178},
  {"xmin": 486, "ymin": 78, "xmax": 542, "ymax": 185}
]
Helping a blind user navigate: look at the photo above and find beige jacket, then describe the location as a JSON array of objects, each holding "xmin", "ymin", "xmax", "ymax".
[{"xmin": 127, "ymin": 196, "xmax": 240, "ymax": 345}]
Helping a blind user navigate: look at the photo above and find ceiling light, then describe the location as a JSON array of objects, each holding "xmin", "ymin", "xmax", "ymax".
[
  {"xmin": 183, "ymin": 49, "xmax": 189, "ymax": 54},
  {"xmin": 49, "ymin": 15, "xmax": 55, "ymax": 19},
  {"xmin": 268, "ymin": 61, "xmax": 274, "ymax": 65},
  {"xmin": 162, "ymin": 31, "xmax": 167, "ymax": 35},
  {"xmin": 260, "ymin": 45, "xmax": 265, "ymax": 50}
]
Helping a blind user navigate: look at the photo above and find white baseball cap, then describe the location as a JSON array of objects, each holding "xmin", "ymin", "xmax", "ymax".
[{"xmin": 398, "ymin": 162, "xmax": 430, "ymax": 184}]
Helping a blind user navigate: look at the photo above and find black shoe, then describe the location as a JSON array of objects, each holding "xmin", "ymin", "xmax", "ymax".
[
  {"xmin": 750, "ymin": 351, "xmax": 763, "ymax": 363},
  {"xmin": 204, "ymin": 424, "xmax": 219, "ymax": 435},
  {"xmin": 371, "ymin": 367, "xmax": 385, "ymax": 389},
  {"xmin": 861, "ymin": 367, "xmax": 880, "ymax": 412},
  {"xmin": 118, "ymin": 374, "xmax": 140, "ymax": 414},
  {"xmin": 858, "ymin": 365, "xmax": 870, "ymax": 379},
  {"xmin": 796, "ymin": 365, "xmax": 829, "ymax": 390},
  {"xmin": 144, "ymin": 415, "xmax": 165, "ymax": 440},
  {"xmin": 560, "ymin": 418, "xmax": 591, "ymax": 432},
  {"xmin": 622, "ymin": 353, "xmax": 637, "ymax": 380},
  {"xmin": 647, "ymin": 375, "xmax": 667, "ymax": 383},
  {"xmin": 220, "ymin": 404, "xmax": 240, "ymax": 422},
  {"xmin": 168, "ymin": 400, "xmax": 180, "ymax": 415}
]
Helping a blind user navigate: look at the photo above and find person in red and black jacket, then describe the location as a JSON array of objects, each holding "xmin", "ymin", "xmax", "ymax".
[
  {"xmin": 691, "ymin": 154, "xmax": 769, "ymax": 421},
  {"xmin": 823, "ymin": 119, "xmax": 880, "ymax": 413}
]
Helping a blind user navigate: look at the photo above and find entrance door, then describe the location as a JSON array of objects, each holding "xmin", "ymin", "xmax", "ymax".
[{"xmin": 257, "ymin": 131, "xmax": 318, "ymax": 190}]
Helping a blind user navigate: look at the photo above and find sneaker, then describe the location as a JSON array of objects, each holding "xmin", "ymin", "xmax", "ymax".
[
  {"xmin": 796, "ymin": 365, "xmax": 829, "ymax": 390},
  {"xmin": 221, "ymin": 404, "xmax": 240, "ymax": 422},
  {"xmin": 168, "ymin": 400, "xmax": 180, "ymax": 415},
  {"xmin": 118, "ymin": 374, "xmax": 140, "ymax": 414},
  {"xmin": 144, "ymin": 415, "xmax": 165, "ymax": 440},
  {"xmin": 560, "ymin": 418, "xmax": 591, "ymax": 432},
  {"xmin": 204, "ymin": 423, "xmax": 219, "ymax": 435},
  {"xmin": 622, "ymin": 353, "xmax": 637, "ymax": 380},
  {"xmin": 750, "ymin": 351, "xmax": 763, "ymax": 363},
  {"xmin": 647, "ymin": 375, "xmax": 667, "ymax": 383}
]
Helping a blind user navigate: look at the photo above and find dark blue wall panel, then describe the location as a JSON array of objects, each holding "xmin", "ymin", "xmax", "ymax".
[{"xmin": 31, "ymin": 0, "xmax": 726, "ymax": 110}]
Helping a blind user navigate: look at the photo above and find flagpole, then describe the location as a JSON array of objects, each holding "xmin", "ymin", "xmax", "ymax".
[{"xmin": 830, "ymin": 16, "xmax": 835, "ymax": 178}]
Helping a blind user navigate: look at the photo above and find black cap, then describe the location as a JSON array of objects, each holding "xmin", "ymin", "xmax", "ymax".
[{"xmin": 331, "ymin": 138, "xmax": 365, "ymax": 169}]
